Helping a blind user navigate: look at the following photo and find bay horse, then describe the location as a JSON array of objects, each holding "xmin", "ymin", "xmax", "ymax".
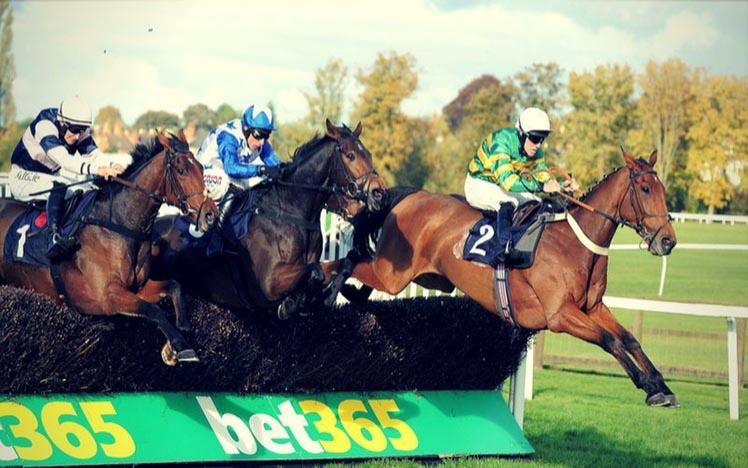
[
  {"xmin": 323, "ymin": 149, "xmax": 679, "ymax": 406},
  {"xmin": 150, "ymin": 119, "xmax": 386, "ymax": 316},
  {"xmin": 0, "ymin": 131, "xmax": 218, "ymax": 365}
]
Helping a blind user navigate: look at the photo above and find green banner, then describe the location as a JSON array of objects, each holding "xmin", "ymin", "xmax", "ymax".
[{"xmin": 0, "ymin": 390, "xmax": 532, "ymax": 466}]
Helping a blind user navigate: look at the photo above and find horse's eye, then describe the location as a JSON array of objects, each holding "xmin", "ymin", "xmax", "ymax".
[
  {"xmin": 346, "ymin": 152, "xmax": 355, "ymax": 161},
  {"xmin": 642, "ymin": 185, "xmax": 650, "ymax": 194}
]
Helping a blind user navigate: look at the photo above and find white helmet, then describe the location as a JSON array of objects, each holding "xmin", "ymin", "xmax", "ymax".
[
  {"xmin": 58, "ymin": 95, "xmax": 92, "ymax": 127},
  {"xmin": 516, "ymin": 107, "xmax": 551, "ymax": 136}
]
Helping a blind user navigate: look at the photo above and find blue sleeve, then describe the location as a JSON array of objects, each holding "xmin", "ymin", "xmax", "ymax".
[
  {"xmin": 78, "ymin": 136, "xmax": 98, "ymax": 155},
  {"xmin": 260, "ymin": 142, "xmax": 280, "ymax": 167},
  {"xmin": 217, "ymin": 131, "xmax": 261, "ymax": 178},
  {"xmin": 39, "ymin": 135, "xmax": 65, "ymax": 153}
]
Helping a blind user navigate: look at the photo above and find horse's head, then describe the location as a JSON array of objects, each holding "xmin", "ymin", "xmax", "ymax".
[
  {"xmin": 155, "ymin": 130, "xmax": 218, "ymax": 231},
  {"xmin": 322, "ymin": 119, "xmax": 387, "ymax": 218},
  {"xmin": 619, "ymin": 147, "xmax": 676, "ymax": 256}
]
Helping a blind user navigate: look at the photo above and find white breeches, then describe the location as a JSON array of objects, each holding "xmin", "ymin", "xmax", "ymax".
[
  {"xmin": 9, "ymin": 165, "xmax": 82, "ymax": 201},
  {"xmin": 464, "ymin": 174, "xmax": 540, "ymax": 211}
]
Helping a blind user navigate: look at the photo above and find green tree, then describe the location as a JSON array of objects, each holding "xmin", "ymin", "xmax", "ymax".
[
  {"xmin": 513, "ymin": 62, "xmax": 564, "ymax": 118},
  {"xmin": 215, "ymin": 103, "xmax": 239, "ymax": 123},
  {"xmin": 419, "ymin": 115, "xmax": 464, "ymax": 195},
  {"xmin": 273, "ymin": 120, "xmax": 316, "ymax": 162},
  {"xmin": 455, "ymin": 80, "xmax": 515, "ymax": 156},
  {"xmin": 627, "ymin": 59, "xmax": 696, "ymax": 193},
  {"xmin": 304, "ymin": 58, "xmax": 348, "ymax": 131},
  {"xmin": 132, "ymin": 110, "xmax": 180, "ymax": 131},
  {"xmin": 443, "ymin": 74, "xmax": 502, "ymax": 131},
  {"xmin": 0, "ymin": 0, "xmax": 15, "ymax": 130},
  {"xmin": 95, "ymin": 105, "xmax": 125, "ymax": 127},
  {"xmin": 559, "ymin": 64, "xmax": 636, "ymax": 188},
  {"xmin": 686, "ymin": 75, "xmax": 748, "ymax": 213},
  {"xmin": 182, "ymin": 103, "xmax": 217, "ymax": 131},
  {"xmin": 350, "ymin": 51, "xmax": 418, "ymax": 185}
]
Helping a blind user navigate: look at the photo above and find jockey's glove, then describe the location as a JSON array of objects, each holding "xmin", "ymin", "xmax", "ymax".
[{"xmin": 260, "ymin": 165, "xmax": 283, "ymax": 180}]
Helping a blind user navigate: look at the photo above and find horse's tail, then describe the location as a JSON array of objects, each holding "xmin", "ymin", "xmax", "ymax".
[{"xmin": 349, "ymin": 186, "xmax": 420, "ymax": 258}]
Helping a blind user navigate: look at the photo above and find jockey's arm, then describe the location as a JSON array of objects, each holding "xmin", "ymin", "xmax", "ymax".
[
  {"xmin": 259, "ymin": 142, "xmax": 281, "ymax": 167},
  {"xmin": 217, "ymin": 131, "xmax": 262, "ymax": 178},
  {"xmin": 36, "ymin": 120, "xmax": 101, "ymax": 176}
]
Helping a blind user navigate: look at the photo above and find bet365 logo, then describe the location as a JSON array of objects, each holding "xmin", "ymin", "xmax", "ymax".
[{"xmin": 198, "ymin": 396, "xmax": 419, "ymax": 455}]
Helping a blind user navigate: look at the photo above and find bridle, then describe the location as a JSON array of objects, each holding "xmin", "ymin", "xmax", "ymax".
[
  {"xmin": 269, "ymin": 136, "xmax": 380, "ymax": 219},
  {"xmin": 616, "ymin": 166, "xmax": 673, "ymax": 249}
]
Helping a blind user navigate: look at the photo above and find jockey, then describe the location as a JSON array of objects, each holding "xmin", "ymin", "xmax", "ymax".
[
  {"xmin": 196, "ymin": 103, "xmax": 281, "ymax": 220},
  {"xmin": 464, "ymin": 107, "xmax": 577, "ymax": 260},
  {"xmin": 9, "ymin": 96, "xmax": 129, "ymax": 261}
]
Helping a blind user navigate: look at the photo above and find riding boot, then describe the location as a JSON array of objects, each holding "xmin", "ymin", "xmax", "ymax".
[
  {"xmin": 206, "ymin": 194, "xmax": 235, "ymax": 257},
  {"xmin": 46, "ymin": 182, "xmax": 79, "ymax": 262},
  {"xmin": 494, "ymin": 203, "xmax": 515, "ymax": 265}
]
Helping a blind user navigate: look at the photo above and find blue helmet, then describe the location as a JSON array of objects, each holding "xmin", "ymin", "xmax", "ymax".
[{"xmin": 241, "ymin": 104, "xmax": 274, "ymax": 131}]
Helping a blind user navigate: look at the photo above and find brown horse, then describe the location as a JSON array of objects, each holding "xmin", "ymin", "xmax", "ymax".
[
  {"xmin": 323, "ymin": 149, "xmax": 679, "ymax": 406},
  {"xmin": 150, "ymin": 120, "xmax": 387, "ymax": 317},
  {"xmin": 0, "ymin": 131, "xmax": 218, "ymax": 365}
]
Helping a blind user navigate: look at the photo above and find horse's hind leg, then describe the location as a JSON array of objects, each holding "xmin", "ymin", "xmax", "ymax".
[
  {"xmin": 548, "ymin": 303, "xmax": 656, "ymax": 403},
  {"xmin": 351, "ymin": 258, "xmax": 413, "ymax": 296},
  {"xmin": 138, "ymin": 279, "xmax": 189, "ymax": 332},
  {"xmin": 588, "ymin": 303, "xmax": 677, "ymax": 406}
]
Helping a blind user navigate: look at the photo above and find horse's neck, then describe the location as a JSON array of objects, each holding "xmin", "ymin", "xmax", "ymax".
[
  {"xmin": 569, "ymin": 168, "xmax": 629, "ymax": 248},
  {"xmin": 104, "ymin": 156, "xmax": 164, "ymax": 234},
  {"xmin": 283, "ymin": 144, "xmax": 333, "ymax": 219}
]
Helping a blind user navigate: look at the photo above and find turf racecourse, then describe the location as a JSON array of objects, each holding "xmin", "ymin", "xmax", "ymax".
[{"xmin": 338, "ymin": 369, "xmax": 748, "ymax": 468}]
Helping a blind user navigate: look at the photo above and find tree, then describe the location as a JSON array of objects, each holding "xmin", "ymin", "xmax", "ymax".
[
  {"xmin": 627, "ymin": 60, "xmax": 696, "ymax": 193},
  {"xmin": 0, "ymin": 0, "xmax": 15, "ymax": 130},
  {"xmin": 182, "ymin": 103, "xmax": 217, "ymax": 131},
  {"xmin": 304, "ymin": 58, "xmax": 348, "ymax": 130},
  {"xmin": 132, "ymin": 110, "xmax": 180, "ymax": 131},
  {"xmin": 215, "ymin": 103, "xmax": 240, "ymax": 123},
  {"xmin": 513, "ymin": 62, "xmax": 564, "ymax": 118},
  {"xmin": 558, "ymin": 64, "xmax": 636, "ymax": 188},
  {"xmin": 273, "ymin": 120, "xmax": 316, "ymax": 162},
  {"xmin": 443, "ymin": 74, "xmax": 502, "ymax": 131},
  {"xmin": 350, "ymin": 51, "xmax": 418, "ymax": 185},
  {"xmin": 686, "ymin": 75, "xmax": 748, "ymax": 213},
  {"xmin": 418, "ymin": 115, "xmax": 464, "ymax": 195},
  {"xmin": 455, "ymin": 79, "xmax": 515, "ymax": 155}
]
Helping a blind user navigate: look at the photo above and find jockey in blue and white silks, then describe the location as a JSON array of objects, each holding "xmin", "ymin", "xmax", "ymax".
[
  {"xmin": 196, "ymin": 104, "xmax": 281, "ymax": 201},
  {"xmin": 9, "ymin": 96, "xmax": 130, "ymax": 261}
]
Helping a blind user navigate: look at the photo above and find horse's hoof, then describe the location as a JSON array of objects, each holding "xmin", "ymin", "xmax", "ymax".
[
  {"xmin": 277, "ymin": 301, "xmax": 291, "ymax": 320},
  {"xmin": 161, "ymin": 342, "xmax": 178, "ymax": 366},
  {"xmin": 646, "ymin": 392, "xmax": 678, "ymax": 407},
  {"xmin": 176, "ymin": 349, "xmax": 200, "ymax": 363}
]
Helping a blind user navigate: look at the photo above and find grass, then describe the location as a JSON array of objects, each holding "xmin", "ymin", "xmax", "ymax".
[{"xmin": 335, "ymin": 369, "xmax": 748, "ymax": 467}]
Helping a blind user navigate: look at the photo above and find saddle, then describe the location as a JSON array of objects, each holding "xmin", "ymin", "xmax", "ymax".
[
  {"xmin": 3, "ymin": 191, "xmax": 97, "ymax": 267},
  {"xmin": 463, "ymin": 199, "xmax": 565, "ymax": 269}
]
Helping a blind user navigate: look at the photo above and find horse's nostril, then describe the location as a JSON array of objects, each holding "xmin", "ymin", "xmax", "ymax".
[{"xmin": 373, "ymin": 189, "xmax": 384, "ymax": 200}]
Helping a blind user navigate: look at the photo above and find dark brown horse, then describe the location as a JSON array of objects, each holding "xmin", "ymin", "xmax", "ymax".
[
  {"xmin": 150, "ymin": 120, "xmax": 386, "ymax": 317},
  {"xmin": 0, "ymin": 131, "xmax": 218, "ymax": 365},
  {"xmin": 323, "ymin": 149, "xmax": 679, "ymax": 406}
]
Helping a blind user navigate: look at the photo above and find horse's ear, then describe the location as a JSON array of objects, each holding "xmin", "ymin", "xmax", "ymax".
[
  {"xmin": 621, "ymin": 145, "xmax": 635, "ymax": 168},
  {"xmin": 353, "ymin": 121, "xmax": 362, "ymax": 137},
  {"xmin": 325, "ymin": 118, "xmax": 341, "ymax": 140},
  {"xmin": 648, "ymin": 150, "xmax": 658, "ymax": 166},
  {"xmin": 178, "ymin": 128, "xmax": 187, "ymax": 143},
  {"xmin": 156, "ymin": 130, "xmax": 170, "ymax": 148}
]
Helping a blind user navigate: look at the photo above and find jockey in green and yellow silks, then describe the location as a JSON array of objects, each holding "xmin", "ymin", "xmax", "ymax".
[{"xmin": 464, "ymin": 107, "xmax": 577, "ymax": 263}]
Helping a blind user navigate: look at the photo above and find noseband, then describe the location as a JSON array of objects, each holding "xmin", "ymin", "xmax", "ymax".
[{"xmin": 617, "ymin": 167, "xmax": 672, "ymax": 249}]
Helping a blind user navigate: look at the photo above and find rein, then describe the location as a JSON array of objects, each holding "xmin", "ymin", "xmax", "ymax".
[{"xmin": 555, "ymin": 166, "xmax": 672, "ymax": 251}]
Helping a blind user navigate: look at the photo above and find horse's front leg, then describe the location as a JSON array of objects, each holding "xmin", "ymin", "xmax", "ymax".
[
  {"xmin": 277, "ymin": 262, "xmax": 326, "ymax": 320},
  {"xmin": 102, "ymin": 283, "xmax": 198, "ymax": 366},
  {"xmin": 547, "ymin": 302, "xmax": 662, "ymax": 405},
  {"xmin": 138, "ymin": 279, "xmax": 190, "ymax": 332},
  {"xmin": 588, "ymin": 302, "xmax": 677, "ymax": 407}
]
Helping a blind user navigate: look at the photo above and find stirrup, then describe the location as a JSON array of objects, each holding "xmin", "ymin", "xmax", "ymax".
[{"xmin": 47, "ymin": 237, "xmax": 79, "ymax": 262}]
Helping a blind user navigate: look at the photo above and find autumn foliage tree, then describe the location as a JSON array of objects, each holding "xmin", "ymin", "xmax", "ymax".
[{"xmin": 351, "ymin": 51, "xmax": 418, "ymax": 185}]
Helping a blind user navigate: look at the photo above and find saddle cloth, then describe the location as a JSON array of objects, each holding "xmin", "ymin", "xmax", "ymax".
[
  {"xmin": 3, "ymin": 191, "xmax": 97, "ymax": 267},
  {"xmin": 462, "ymin": 200, "xmax": 564, "ymax": 269}
]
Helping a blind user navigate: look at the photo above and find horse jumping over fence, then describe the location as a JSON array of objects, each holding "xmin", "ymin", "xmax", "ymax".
[
  {"xmin": 0, "ymin": 131, "xmax": 218, "ymax": 365},
  {"xmin": 323, "ymin": 149, "xmax": 679, "ymax": 407},
  {"xmin": 150, "ymin": 120, "xmax": 387, "ymax": 318}
]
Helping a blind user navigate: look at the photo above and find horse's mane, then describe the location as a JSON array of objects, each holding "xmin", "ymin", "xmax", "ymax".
[
  {"xmin": 123, "ymin": 134, "xmax": 189, "ymax": 179},
  {"xmin": 283, "ymin": 126, "xmax": 357, "ymax": 173},
  {"xmin": 579, "ymin": 157, "xmax": 652, "ymax": 202}
]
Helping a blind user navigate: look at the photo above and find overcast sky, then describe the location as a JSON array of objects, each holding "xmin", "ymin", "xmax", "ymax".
[{"xmin": 10, "ymin": 0, "xmax": 748, "ymax": 125}]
